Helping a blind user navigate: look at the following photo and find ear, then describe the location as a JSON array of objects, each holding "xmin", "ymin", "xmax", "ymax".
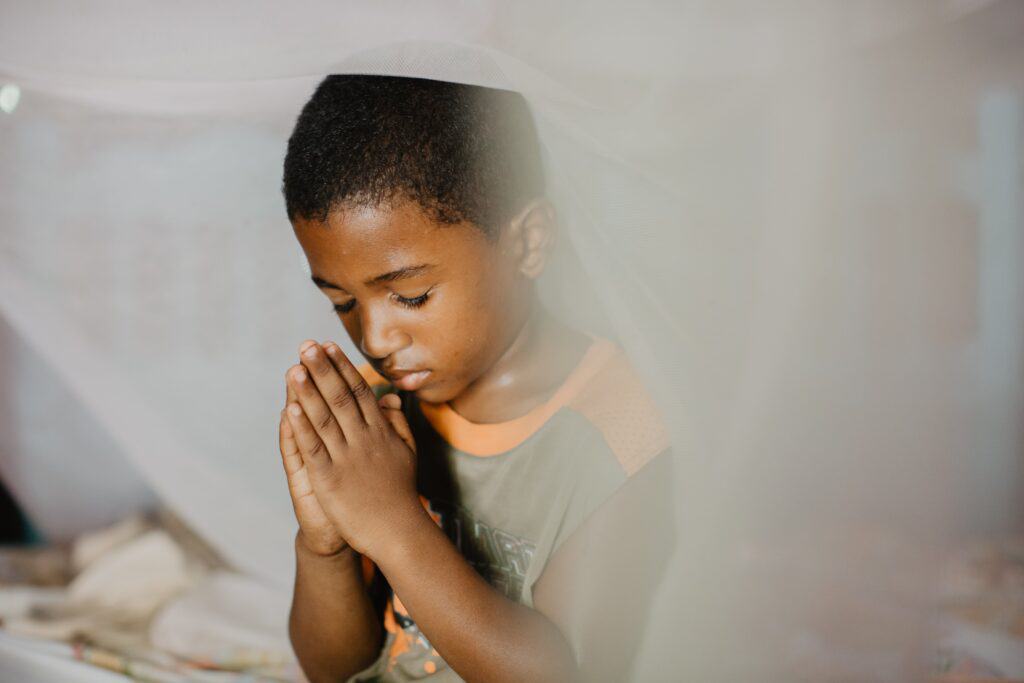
[{"xmin": 507, "ymin": 199, "xmax": 557, "ymax": 279}]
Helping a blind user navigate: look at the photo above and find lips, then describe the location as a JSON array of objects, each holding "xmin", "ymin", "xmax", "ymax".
[{"xmin": 383, "ymin": 368, "xmax": 432, "ymax": 391}]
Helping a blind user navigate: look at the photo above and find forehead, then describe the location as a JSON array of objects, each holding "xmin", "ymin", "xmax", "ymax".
[{"xmin": 292, "ymin": 199, "xmax": 492, "ymax": 281}]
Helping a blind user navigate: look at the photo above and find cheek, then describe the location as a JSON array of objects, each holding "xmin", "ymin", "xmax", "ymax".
[
  {"xmin": 425, "ymin": 304, "xmax": 482, "ymax": 359},
  {"xmin": 454, "ymin": 280, "xmax": 507, "ymax": 335},
  {"xmin": 463, "ymin": 255, "xmax": 518, "ymax": 321},
  {"xmin": 418, "ymin": 291, "xmax": 495, "ymax": 367},
  {"xmin": 455, "ymin": 314, "xmax": 512, "ymax": 380},
  {"xmin": 405, "ymin": 258, "xmax": 519, "ymax": 374}
]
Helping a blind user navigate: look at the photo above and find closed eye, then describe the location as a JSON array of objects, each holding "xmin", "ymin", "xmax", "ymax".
[
  {"xmin": 331, "ymin": 288, "xmax": 432, "ymax": 316},
  {"xmin": 332, "ymin": 300, "xmax": 356, "ymax": 314},
  {"xmin": 392, "ymin": 289, "xmax": 432, "ymax": 309}
]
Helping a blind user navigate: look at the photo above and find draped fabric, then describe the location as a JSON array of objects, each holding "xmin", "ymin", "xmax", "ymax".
[{"xmin": 1, "ymin": 2, "xmax": 1021, "ymax": 678}]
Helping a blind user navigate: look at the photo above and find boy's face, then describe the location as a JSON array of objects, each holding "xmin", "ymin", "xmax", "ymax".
[{"xmin": 292, "ymin": 198, "xmax": 533, "ymax": 404}]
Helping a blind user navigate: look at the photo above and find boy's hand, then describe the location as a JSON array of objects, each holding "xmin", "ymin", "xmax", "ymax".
[
  {"xmin": 279, "ymin": 377, "xmax": 348, "ymax": 557},
  {"xmin": 285, "ymin": 340, "xmax": 422, "ymax": 560}
]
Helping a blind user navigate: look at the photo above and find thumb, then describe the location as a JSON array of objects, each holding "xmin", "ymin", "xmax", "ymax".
[{"xmin": 379, "ymin": 394, "xmax": 416, "ymax": 454}]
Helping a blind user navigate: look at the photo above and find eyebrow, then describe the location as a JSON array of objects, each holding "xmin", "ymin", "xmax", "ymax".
[{"xmin": 311, "ymin": 264, "xmax": 435, "ymax": 292}]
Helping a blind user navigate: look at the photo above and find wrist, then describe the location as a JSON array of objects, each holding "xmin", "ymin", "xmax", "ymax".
[
  {"xmin": 366, "ymin": 500, "xmax": 436, "ymax": 568},
  {"xmin": 296, "ymin": 530, "xmax": 357, "ymax": 564}
]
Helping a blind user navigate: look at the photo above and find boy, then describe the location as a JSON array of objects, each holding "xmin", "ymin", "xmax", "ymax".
[{"xmin": 278, "ymin": 75, "xmax": 674, "ymax": 682}]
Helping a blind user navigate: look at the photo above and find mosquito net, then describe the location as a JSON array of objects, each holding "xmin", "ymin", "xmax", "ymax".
[{"xmin": 2, "ymin": 2, "xmax": 1021, "ymax": 679}]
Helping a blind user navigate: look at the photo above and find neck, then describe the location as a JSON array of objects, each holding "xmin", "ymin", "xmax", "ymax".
[{"xmin": 449, "ymin": 304, "xmax": 592, "ymax": 424}]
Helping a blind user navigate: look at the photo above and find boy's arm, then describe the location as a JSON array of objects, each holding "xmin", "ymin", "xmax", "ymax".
[
  {"xmin": 531, "ymin": 448, "xmax": 676, "ymax": 682},
  {"xmin": 373, "ymin": 509, "xmax": 580, "ymax": 683},
  {"xmin": 289, "ymin": 532, "xmax": 384, "ymax": 683},
  {"xmin": 373, "ymin": 448, "xmax": 673, "ymax": 683},
  {"xmin": 285, "ymin": 342, "xmax": 579, "ymax": 683},
  {"xmin": 290, "ymin": 498, "xmax": 579, "ymax": 683}
]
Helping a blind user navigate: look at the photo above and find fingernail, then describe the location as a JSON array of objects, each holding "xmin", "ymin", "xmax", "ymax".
[
  {"xmin": 302, "ymin": 346, "xmax": 318, "ymax": 359},
  {"xmin": 288, "ymin": 403, "xmax": 302, "ymax": 417},
  {"xmin": 291, "ymin": 367, "xmax": 307, "ymax": 382},
  {"xmin": 299, "ymin": 340, "xmax": 317, "ymax": 353}
]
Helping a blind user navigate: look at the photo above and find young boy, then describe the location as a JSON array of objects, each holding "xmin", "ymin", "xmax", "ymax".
[{"xmin": 278, "ymin": 75, "xmax": 674, "ymax": 683}]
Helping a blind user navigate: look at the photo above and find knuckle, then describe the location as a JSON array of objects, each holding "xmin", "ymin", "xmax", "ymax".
[
  {"xmin": 329, "ymin": 390, "xmax": 355, "ymax": 411},
  {"xmin": 351, "ymin": 380, "xmax": 373, "ymax": 401},
  {"xmin": 344, "ymin": 422, "xmax": 368, "ymax": 441},
  {"xmin": 368, "ymin": 422, "xmax": 388, "ymax": 443},
  {"xmin": 307, "ymin": 439, "xmax": 328, "ymax": 460},
  {"xmin": 314, "ymin": 412, "xmax": 334, "ymax": 433},
  {"xmin": 372, "ymin": 423, "xmax": 391, "ymax": 446}
]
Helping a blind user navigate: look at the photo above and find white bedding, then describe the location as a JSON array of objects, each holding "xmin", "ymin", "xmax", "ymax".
[{"xmin": 0, "ymin": 631, "xmax": 129, "ymax": 683}]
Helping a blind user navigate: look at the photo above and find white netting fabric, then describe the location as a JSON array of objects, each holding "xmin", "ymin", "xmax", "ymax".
[{"xmin": 2, "ymin": 1, "xmax": 1021, "ymax": 678}]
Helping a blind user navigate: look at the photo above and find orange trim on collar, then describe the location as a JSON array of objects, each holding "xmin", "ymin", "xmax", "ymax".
[{"xmin": 419, "ymin": 337, "xmax": 618, "ymax": 456}]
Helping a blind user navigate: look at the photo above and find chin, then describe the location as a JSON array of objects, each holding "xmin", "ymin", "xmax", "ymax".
[{"xmin": 412, "ymin": 378, "xmax": 458, "ymax": 405}]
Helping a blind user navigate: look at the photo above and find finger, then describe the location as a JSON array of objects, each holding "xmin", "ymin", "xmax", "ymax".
[
  {"xmin": 323, "ymin": 341, "xmax": 384, "ymax": 427},
  {"xmin": 285, "ymin": 402, "xmax": 332, "ymax": 475},
  {"xmin": 287, "ymin": 364, "xmax": 347, "ymax": 452},
  {"xmin": 287, "ymin": 339, "xmax": 317, "ymax": 403},
  {"xmin": 299, "ymin": 342, "xmax": 373, "ymax": 433},
  {"xmin": 380, "ymin": 395, "xmax": 416, "ymax": 454},
  {"xmin": 279, "ymin": 410, "xmax": 304, "ymax": 477},
  {"xmin": 286, "ymin": 362, "xmax": 300, "ymax": 405}
]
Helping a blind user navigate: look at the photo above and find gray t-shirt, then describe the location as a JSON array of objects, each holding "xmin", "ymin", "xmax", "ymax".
[{"xmin": 347, "ymin": 337, "xmax": 669, "ymax": 682}]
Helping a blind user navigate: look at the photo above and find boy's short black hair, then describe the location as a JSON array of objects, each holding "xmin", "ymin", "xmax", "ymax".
[{"xmin": 282, "ymin": 75, "xmax": 545, "ymax": 239}]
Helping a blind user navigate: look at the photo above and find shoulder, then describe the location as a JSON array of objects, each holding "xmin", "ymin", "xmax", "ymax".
[{"xmin": 563, "ymin": 340, "xmax": 670, "ymax": 478}]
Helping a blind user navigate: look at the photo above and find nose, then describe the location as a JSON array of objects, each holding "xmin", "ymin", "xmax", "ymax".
[{"xmin": 357, "ymin": 303, "xmax": 409, "ymax": 359}]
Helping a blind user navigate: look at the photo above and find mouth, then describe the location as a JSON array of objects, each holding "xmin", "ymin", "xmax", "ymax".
[{"xmin": 382, "ymin": 368, "xmax": 432, "ymax": 392}]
